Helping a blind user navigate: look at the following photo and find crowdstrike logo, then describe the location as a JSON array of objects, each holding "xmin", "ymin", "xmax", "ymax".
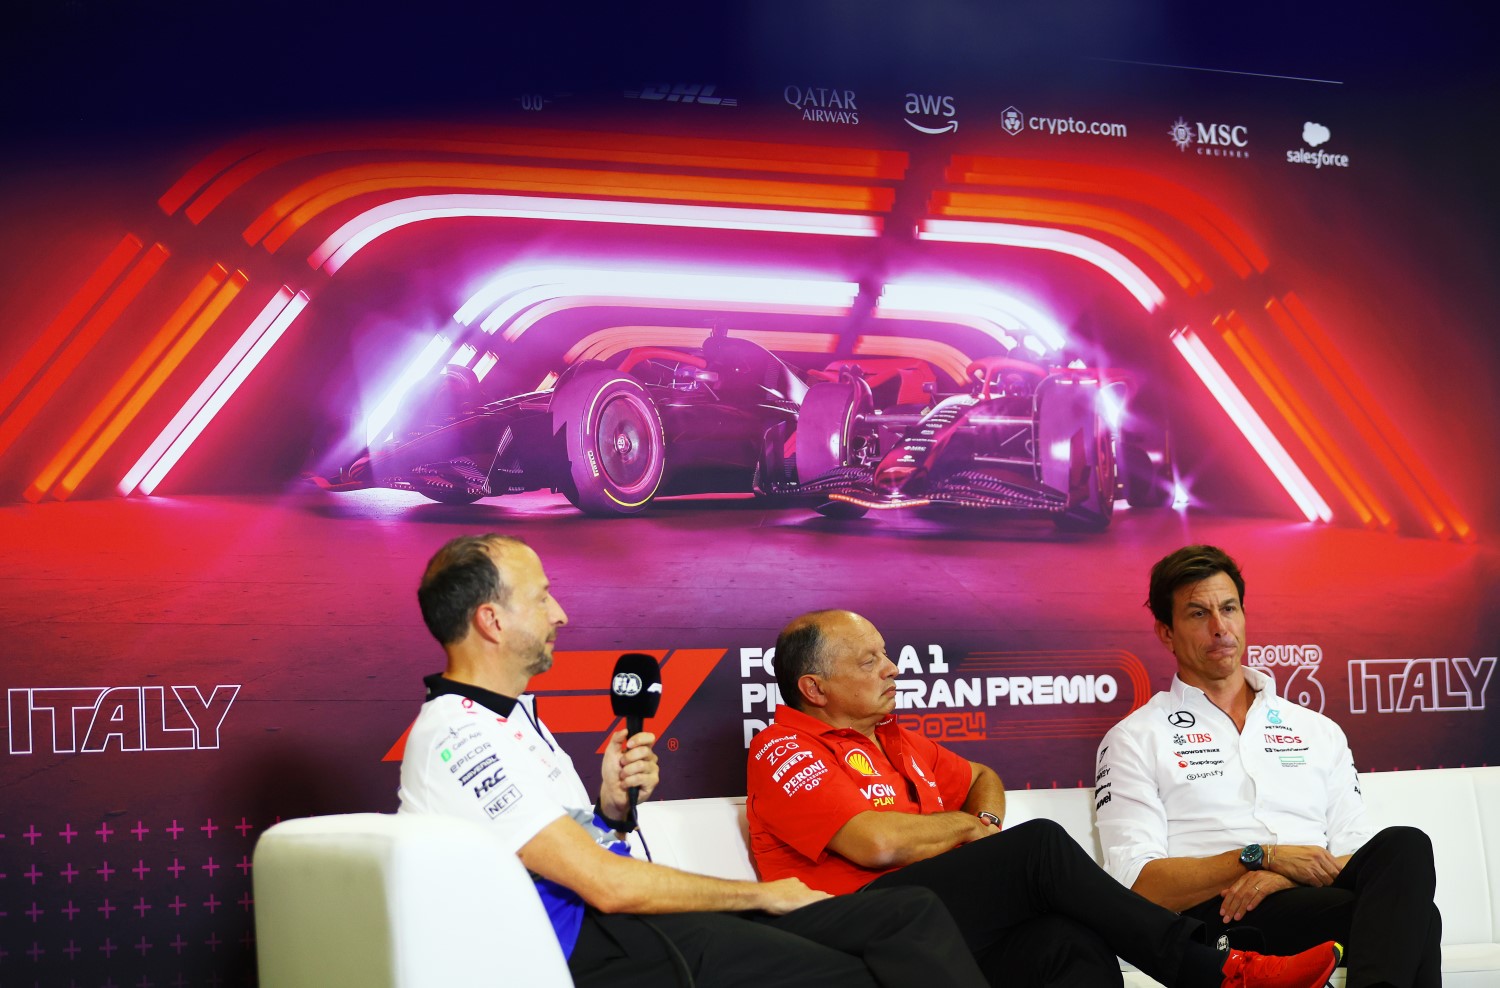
[
  {"xmin": 784, "ymin": 85, "xmax": 859, "ymax": 125},
  {"xmin": 1286, "ymin": 121, "xmax": 1351, "ymax": 169},
  {"xmin": 904, "ymin": 92, "xmax": 958, "ymax": 134},
  {"xmin": 1170, "ymin": 117, "xmax": 1249, "ymax": 158}
]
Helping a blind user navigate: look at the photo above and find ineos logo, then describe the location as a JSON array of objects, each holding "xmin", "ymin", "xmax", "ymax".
[{"xmin": 1167, "ymin": 710, "xmax": 1196, "ymax": 728}]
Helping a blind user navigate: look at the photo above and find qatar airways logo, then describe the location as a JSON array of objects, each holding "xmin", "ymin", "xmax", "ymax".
[{"xmin": 8, "ymin": 686, "xmax": 239, "ymax": 754}]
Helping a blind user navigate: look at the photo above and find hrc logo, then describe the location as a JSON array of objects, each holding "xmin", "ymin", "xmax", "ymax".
[{"xmin": 844, "ymin": 748, "xmax": 878, "ymax": 776}]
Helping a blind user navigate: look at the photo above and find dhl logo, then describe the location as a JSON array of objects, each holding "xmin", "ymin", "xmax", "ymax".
[
  {"xmin": 382, "ymin": 649, "xmax": 724, "ymax": 761},
  {"xmin": 844, "ymin": 748, "xmax": 878, "ymax": 776}
]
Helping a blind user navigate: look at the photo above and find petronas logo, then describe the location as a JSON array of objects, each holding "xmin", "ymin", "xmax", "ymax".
[{"xmin": 845, "ymin": 748, "xmax": 878, "ymax": 776}]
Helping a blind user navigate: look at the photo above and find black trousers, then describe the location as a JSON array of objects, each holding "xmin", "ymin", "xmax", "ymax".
[
  {"xmin": 1183, "ymin": 826, "xmax": 1442, "ymax": 988},
  {"xmin": 867, "ymin": 818, "xmax": 1226, "ymax": 988},
  {"xmin": 568, "ymin": 884, "xmax": 987, "ymax": 988}
]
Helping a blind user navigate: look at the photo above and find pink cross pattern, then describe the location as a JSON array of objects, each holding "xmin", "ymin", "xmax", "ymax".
[
  {"xmin": 200, "ymin": 818, "xmax": 218, "ymax": 838},
  {"xmin": 61, "ymin": 862, "xmax": 79, "ymax": 882},
  {"xmin": 134, "ymin": 935, "xmax": 152, "ymax": 956},
  {"xmin": 235, "ymin": 817, "xmax": 254, "ymax": 837},
  {"xmin": 203, "ymin": 893, "xmax": 221, "ymax": 914},
  {"xmin": 166, "ymin": 820, "xmax": 184, "ymax": 839},
  {"xmin": 168, "ymin": 934, "xmax": 187, "ymax": 955},
  {"xmin": 64, "ymin": 938, "xmax": 81, "ymax": 959},
  {"xmin": 237, "ymin": 891, "xmax": 254, "ymax": 912},
  {"xmin": 23, "ymin": 824, "xmax": 41, "ymax": 845},
  {"xmin": 60, "ymin": 823, "xmax": 78, "ymax": 843},
  {"xmin": 98, "ymin": 897, "xmax": 116, "ymax": 919},
  {"xmin": 27, "ymin": 941, "xmax": 44, "ymax": 961},
  {"xmin": 24, "ymin": 864, "xmax": 42, "ymax": 884},
  {"xmin": 99, "ymin": 936, "xmax": 118, "ymax": 958},
  {"xmin": 167, "ymin": 895, "xmax": 187, "ymax": 916},
  {"xmin": 235, "ymin": 854, "xmax": 252, "ymax": 875},
  {"xmin": 202, "ymin": 855, "xmax": 220, "ymax": 877},
  {"xmin": 133, "ymin": 896, "xmax": 152, "ymax": 918},
  {"xmin": 133, "ymin": 859, "xmax": 151, "ymax": 879},
  {"xmin": 96, "ymin": 860, "xmax": 115, "ymax": 881},
  {"xmin": 62, "ymin": 899, "xmax": 80, "ymax": 920},
  {"xmin": 204, "ymin": 931, "xmax": 223, "ymax": 952},
  {"xmin": 131, "ymin": 821, "xmax": 150, "ymax": 841},
  {"xmin": 167, "ymin": 858, "xmax": 185, "ymax": 878},
  {"xmin": 25, "ymin": 901, "xmax": 44, "ymax": 921},
  {"xmin": 95, "ymin": 821, "xmax": 114, "ymax": 843}
]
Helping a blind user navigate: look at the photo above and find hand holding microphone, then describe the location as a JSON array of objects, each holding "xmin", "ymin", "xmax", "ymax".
[{"xmin": 602, "ymin": 653, "xmax": 663, "ymax": 830}]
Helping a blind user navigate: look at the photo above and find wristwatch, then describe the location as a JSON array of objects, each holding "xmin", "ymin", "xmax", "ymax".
[
  {"xmin": 977, "ymin": 811, "xmax": 1001, "ymax": 828},
  {"xmin": 1239, "ymin": 843, "xmax": 1265, "ymax": 871}
]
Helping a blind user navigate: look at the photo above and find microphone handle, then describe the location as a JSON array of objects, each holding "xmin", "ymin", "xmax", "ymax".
[{"xmin": 625, "ymin": 715, "xmax": 644, "ymax": 825}]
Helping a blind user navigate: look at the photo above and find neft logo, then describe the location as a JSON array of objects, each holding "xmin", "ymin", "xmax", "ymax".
[
  {"xmin": 625, "ymin": 84, "xmax": 738, "ymax": 106},
  {"xmin": 8, "ymin": 686, "xmax": 239, "ymax": 754},
  {"xmin": 1286, "ymin": 121, "xmax": 1351, "ymax": 169},
  {"xmin": 1348, "ymin": 657, "xmax": 1496, "ymax": 713},
  {"xmin": 784, "ymin": 85, "xmax": 858, "ymax": 125},
  {"xmin": 1170, "ymin": 118, "xmax": 1250, "ymax": 158},
  {"xmin": 904, "ymin": 93, "xmax": 958, "ymax": 134}
]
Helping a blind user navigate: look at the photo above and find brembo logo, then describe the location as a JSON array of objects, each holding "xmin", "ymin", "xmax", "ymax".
[{"xmin": 8, "ymin": 686, "xmax": 240, "ymax": 754}]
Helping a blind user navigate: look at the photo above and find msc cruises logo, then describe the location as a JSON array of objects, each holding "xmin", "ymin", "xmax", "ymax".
[{"xmin": 1170, "ymin": 117, "xmax": 1250, "ymax": 158}]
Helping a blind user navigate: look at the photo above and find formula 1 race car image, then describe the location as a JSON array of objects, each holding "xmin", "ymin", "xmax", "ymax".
[
  {"xmin": 789, "ymin": 356, "xmax": 1168, "ymax": 531},
  {"xmin": 312, "ymin": 332, "xmax": 814, "ymax": 514}
]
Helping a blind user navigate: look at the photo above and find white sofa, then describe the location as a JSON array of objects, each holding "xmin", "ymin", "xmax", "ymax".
[{"xmin": 254, "ymin": 767, "xmax": 1500, "ymax": 987}]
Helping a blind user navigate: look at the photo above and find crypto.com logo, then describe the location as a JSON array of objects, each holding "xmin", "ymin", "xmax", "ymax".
[{"xmin": 8, "ymin": 686, "xmax": 240, "ymax": 754}]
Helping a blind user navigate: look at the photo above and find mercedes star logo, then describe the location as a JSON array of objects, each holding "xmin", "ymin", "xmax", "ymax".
[{"xmin": 1167, "ymin": 710, "xmax": 1196, "ymax": 728}]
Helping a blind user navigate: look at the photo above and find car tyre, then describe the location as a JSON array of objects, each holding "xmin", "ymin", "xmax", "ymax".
[
  {"xmin": 552, "ymin": 368, "xmax": 665, "ymax": 516},
  {"xmin": 1055, "ymin": 412, "xmax": 1117, "ymax": 532}
]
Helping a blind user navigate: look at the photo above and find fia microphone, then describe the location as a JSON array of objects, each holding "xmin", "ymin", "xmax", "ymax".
[{"xmin": 610, "ymin": 652, "xmax": 663, "ymax": 822}]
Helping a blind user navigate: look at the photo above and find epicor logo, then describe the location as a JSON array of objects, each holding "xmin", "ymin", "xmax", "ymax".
[
  {"xmin": 844, "ymin": 748, "xmax": 878, "ymax": 776},
  {"xmin": 8, "ymin": 685, "xmax": 240, "ymax": 754}
]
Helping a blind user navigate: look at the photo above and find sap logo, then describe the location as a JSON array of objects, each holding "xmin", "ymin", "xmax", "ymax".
[
  {"xmin": 8, "ymin": 686, "xmax": 239, "ymax": 754},
  {"xmin": 904, "ymin": 93, "xmax": 957, "ymax": 134},
  {"xmin": 625, "ymin": 83, "xmax": 737, "ymax": 106},
  {"xmin": 771, "ymin": 749, "xmax": 814, "ymax": 781},
  {"xmin": 1349, "ymin": 657, "xmax": 1496, "ymax": 713}
]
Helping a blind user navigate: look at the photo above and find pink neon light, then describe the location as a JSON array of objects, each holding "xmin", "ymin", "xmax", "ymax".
[
  {"xmin": 138, "ymin": 293, "xmax": 309, "ymax": 495},
  {"xmin": 311, "ymin": 195, "xmax": 881, "ymax": 273},
  {"xmin": 1169, "ymin": 327, "xmax": 1332, "ymax": 523},
  {"xmin": 119, "ymin": 288, "xmax": 297, "ymax": 496},
  {"xmin": 917, "ymin": 219, "xmax": 1166, "ymax": 311}
]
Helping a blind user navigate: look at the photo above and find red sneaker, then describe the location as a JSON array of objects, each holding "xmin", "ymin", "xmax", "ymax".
[{"xmin": 1221, "ymin": 940, "xmax": 1343, "ymax": 988}]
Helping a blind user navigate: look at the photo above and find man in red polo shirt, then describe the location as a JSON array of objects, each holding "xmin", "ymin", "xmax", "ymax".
[{"xmin": 746, "ymin": 609, "xmax": 1344, "ymax": 988}]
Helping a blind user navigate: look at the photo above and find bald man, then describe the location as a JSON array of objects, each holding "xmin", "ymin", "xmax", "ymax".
[
  {"xmin": 745, "ymin": 608, "xmax": 1343, "ymax": 988},
  {"xmin": 398, "ymin": 536, "xmax": 988, "ymax": 988}
]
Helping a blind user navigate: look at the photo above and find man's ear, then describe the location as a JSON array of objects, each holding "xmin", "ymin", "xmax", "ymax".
[
  {"xmin": 798, "ymin": 673, "xmax": 827, "ymax": 709},
  {"xmin": 473, "ymin": 601, "xmax": 505, "ymax": 643},
  {"xmin": 1154, "ymin": 620, "xmax": 1174, "ymax": 653}
]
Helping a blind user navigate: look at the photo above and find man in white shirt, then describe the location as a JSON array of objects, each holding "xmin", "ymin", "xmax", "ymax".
[
  {"xmin": 398, "ymin": 533, "xmax": 988, "ymax": 988},
  {"xmin": 1095, "ymin": 545, "xmax": 1441, "ymax": 988}
]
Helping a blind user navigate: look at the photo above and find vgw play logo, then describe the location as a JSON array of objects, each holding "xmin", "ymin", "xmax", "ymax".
[{"xmin": 904, "ymin": 92, "xmax": 958, "ymax": 134}]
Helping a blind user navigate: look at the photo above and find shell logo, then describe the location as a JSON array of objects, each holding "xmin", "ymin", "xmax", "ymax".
[{"xmin": 845, "ymin": 748, "xmax": 878, "ymax": 776}]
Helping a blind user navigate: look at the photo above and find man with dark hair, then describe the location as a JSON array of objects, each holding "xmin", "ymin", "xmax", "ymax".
[
  {"xmin": 748, "ymin": 607, "xmax": 1346, "ymax": 988},
  {"xmin": 399, "ymin": 534, "xmax": 989, "ymax": 988},
  {"xmin": 1096, "ymin": 544, "xmax": 1441, "ymax": 988}
]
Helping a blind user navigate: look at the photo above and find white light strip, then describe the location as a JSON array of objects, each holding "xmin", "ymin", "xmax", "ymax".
[
  {"xmin": 877, "ymin": 282, "xmax": 1066, "ymax": 351},
  {"xmin": 918, "ymin": 219, "xmax": 1166, "ymax": 311},
  {"xmin": 473, "ymin": 351, "xmax": 499, "ymax": 381},
  {"xmin": 314, "ymin": 195, "xmax": 882, "ymax": 274},
  {"xmin": 364, "ymin": 333, "xmax": 455, "ymax": 445},
  {"xmin": 138, "ymin": 292, "xmax": 309, "ymax": 496},
  {"xmin": 1170, "ymin": 327, "xmax": 1331, "ymax": 523},
  {"xmin": 119, "ymin": 288, "xmax": 296, "ymax": 496},
  {"xmin": 447, "ymin": 343, "xmax": 478, "ymax": 368}
]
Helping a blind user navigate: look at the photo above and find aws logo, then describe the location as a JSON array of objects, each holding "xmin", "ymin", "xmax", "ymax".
[
  {"xmin": 845, "ymin": 747, "xmax": 879, "ymax": 776},
  {"xmin": 382, "ymin": 649, "xmax": 722, "ymax": 761},
  {"xmin": 904, "ymin": 93, "xmax": 957, "ymax": 134}
]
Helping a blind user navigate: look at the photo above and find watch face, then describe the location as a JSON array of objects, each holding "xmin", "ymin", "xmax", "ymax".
[{"xmin": 1240, "ymin": 844, "xmax": 1263, "ymax": 868}]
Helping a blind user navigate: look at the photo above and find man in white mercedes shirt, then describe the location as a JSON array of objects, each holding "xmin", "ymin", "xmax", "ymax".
[
  {"xmin": 1095, "ymin": 544, "xmax": 1441, "ymax": 988},
  {"xmin": 397, "ymin": 533, "xmax": 988, "ymax": 988}
]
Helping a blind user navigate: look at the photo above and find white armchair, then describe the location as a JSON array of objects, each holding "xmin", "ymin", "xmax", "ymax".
[{"xmin": 253, "ymin": 812, "xmax": 573, "ymax": 988}]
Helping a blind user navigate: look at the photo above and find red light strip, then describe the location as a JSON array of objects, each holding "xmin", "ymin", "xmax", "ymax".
[
  {"xmin": 166, "ymin": 128, "xmax": 909, "ymax": 222},
  {"xmin": 1217, "ymin": 314, "xmax": 1376, "ymax": 529},
  {"xmin": 0, "ymin": 242, "xmax": 169, "ymax": 463},
  {"xmin": 26, "ymin": 266, "xmax": 229, "ymax": 501},
  {"xmin": 948, "ymin": 156, "xmax": 1268, "ymax": 277},
  {"xmin": 0, "ymin": 234, "xmax": 144, "ymax": 420},
  {"xmin": 118, "ymin": 287, "xmax": 296, "ymax": 496},
  {"xmin": 251, "ymin": 163, "xmax": 893, "ymax": 252},
  {"xmin": 51, "ymin": 270, "xmax": 249, "ymax": 501},
  {"xmin": 1170, "ymin": 326, "xmax": 1332, "ymax": 523},
  {"xmin": 932, "ymin": 191, "xmax": 1210, "ymax": 294},
  {"xmin": 1221, "ymin": 312, "xmax": 1393, "ymax": 531},
  {"xmin": 1265, "ymin": 295, "xmax": 1471, "ymax": 541}
]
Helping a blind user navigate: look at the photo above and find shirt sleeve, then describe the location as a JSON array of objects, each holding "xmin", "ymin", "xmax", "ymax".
[
  {"xmin": 1320, "ymin": 721, "xmax": 1375, "ymax": 856},
  {"xmin": 402, "ymin": 710, "xmax": 568, "ymax": 856},
  {"xmin": 1094, "ymin": 720, "xmax": 1170, "ymax": 889},
  {"xmin": 905, "ymin": 729, "xmax": 976, "ymax": 811},
  {"xmin": 745, "ymin": 727, "xmax": 864, "ymax": 862}
]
